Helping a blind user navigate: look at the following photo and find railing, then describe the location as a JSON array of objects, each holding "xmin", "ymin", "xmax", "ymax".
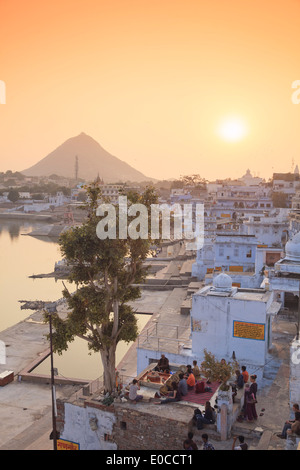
[
  {"xmin": 72, "ymin": 372, "xmax": 137, "ymax": 401},
  {"xmin": 137, "ymin": 322, "xmax": 191, "ymax": 354},
  {"xmin": 141, "ymin": 322, "xmax": 188, "ymax": 339}
]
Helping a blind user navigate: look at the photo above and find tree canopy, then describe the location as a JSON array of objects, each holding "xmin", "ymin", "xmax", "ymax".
[{"xmin": 46, "ymin": 182, "xmax": 159, "ymax": 393}]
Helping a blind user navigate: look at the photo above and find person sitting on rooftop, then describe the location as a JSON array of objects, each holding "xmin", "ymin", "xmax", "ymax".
[
  {"xmin": 154, "ymin": 354, "xmax": 170, "ymax": 373},
  {"xmin": 277, "ymin": 404, "xmax": 300, "ymax": 439},
  {"xmin": 192, "ymin": 360, "xmax": 201, "ymax": 381},
  {"xmin": 286, "ymin": 411, "xmax": 300, "ymax": 437},
  {"xmin": 193, "ymin": 401, "xmax": 216, "ymax": 429},
  {"xmin": 128, "ymin": 379, "xmax": 143, "ymax": 404},
  {"xmin": 185, "ymin": 364, "xmax": 196, "ymax": 390},
  {"xmin": 154, "ymin": 381, "xmax": 182, "ymax": 404},
  {"xmin": 178, "ymin": 372, "xmax": 188, "ymax": 396}
]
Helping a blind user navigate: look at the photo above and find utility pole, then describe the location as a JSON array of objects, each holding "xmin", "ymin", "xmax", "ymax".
[
  {"xmin": 75, "ymin": 155, "xmax": 78, "ymax": 181},
  {"xmin": 46, "ymin": 303, "xmax": 58, "ymax": 450}
]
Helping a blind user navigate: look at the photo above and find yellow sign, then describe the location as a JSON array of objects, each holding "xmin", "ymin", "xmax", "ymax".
[
  {"xmin": 229, "ymin": 266, "xmax": 243, "ymax": 272},
  {"xmin": 233, "ymin": 321, "xmax": 265, "ymax": 341},
  {"xmin": 57, "ymin": 439, "xmax": 80, "ymax": 450}
]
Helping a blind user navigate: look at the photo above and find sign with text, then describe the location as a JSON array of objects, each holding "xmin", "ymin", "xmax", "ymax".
[
  {"xmin": 57, "ymin": 439, "xmax": 80, "ymax": 450},
  {"xmin": 233, "ymin": 321, "xmax": 265, "ymax": 341}
]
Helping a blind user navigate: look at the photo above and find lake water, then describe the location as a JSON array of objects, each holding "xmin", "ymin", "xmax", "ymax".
[{"xmin": 0, "ymin": 220, "xmax": 150, "ymax": 380}]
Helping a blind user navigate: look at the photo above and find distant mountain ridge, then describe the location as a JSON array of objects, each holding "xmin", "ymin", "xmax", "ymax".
[{"xmin": 21, "ymin": 133, "xmax": 154, "ymax": 183}]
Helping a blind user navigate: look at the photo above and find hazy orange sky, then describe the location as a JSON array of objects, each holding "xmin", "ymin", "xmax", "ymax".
[{"xmin": 0, "ymin": 0, "xmax": 299, "ymax": 181}]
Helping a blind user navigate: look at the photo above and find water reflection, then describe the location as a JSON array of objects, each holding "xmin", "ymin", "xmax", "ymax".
[
  {"xmin": 0, "ymin": 219, "xmax": 151, "ymax": 379},
  {"xmin": 0, "ymin": 220, "xmax": 63, "ymax": 331},
  {"xmin": 34, "ymin": 314, "xmax": 150, "ymax": 380},
  {"xmin": 0, "ymin": 220, "xmax": 33, "ymax": 240}
]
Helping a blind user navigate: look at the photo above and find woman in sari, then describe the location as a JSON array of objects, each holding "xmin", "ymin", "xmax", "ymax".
[{"xmin": 244, "ymin": 382, "xmax": 258, "ymax": 422}]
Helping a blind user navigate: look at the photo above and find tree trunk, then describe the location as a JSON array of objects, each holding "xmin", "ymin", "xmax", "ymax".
[{"xmin": 100, "ymin": 343, "xmax": 117, "ymax": 393}]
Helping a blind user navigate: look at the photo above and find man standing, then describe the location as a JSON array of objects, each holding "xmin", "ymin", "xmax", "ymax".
[
  {"xmin": 183, "ymin": 432, "xmax": 198, "ymax": 450},
  {"xmin": 232, "ymin": 435, "xmax": 248, "ymax": 450},
  {"xmin": 201, "ymin": 433, "xmax": 215, "ymax": 450},
  {"xmin": 241, "ymin": 366, "xmax": 249, "ymax": 384}
]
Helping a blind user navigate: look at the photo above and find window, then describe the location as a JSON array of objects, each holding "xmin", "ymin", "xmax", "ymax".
[
  {"xmin": 219, "ymin": 247, "xmax": 224, "ymax": 257},
  {"xmin": 246, "ymin": 249, "xmax": 252, "ymax": 258}
]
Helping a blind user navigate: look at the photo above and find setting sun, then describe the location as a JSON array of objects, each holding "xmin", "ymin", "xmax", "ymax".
[{"xmin": 217, "ymin": 117, "xmax": 248, "ymax": 142}]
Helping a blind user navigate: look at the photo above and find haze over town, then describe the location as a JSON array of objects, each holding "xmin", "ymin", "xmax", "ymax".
[{"xmin": 1, "ymin": 0, "xmax": 300, "ymax": 182}]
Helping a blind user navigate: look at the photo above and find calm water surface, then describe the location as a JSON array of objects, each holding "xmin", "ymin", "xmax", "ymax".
[{"xmin": 0, "ymin": 220, "xmax": 150, "ymax": 380}]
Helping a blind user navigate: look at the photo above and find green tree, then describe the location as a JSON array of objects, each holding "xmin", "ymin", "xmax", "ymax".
[
  {"xmin": 272, "ymin": 191, "xmax": 288, "ymax": 208},
  {"xmin": 7, "ymin": 189, "xmax": 19, "ymax": 202},
  {"xmin": 46, "ymin": 182, "xmax": 158, "ymax": 393},
  {"xmin": 180, "ymin": 174, "xmax": 207, "ymax": 188}
]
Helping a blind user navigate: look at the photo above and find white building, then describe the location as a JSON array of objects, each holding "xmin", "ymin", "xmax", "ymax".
[
  {"xmin": 191, "ymin": 215, "xmax": 217, "ymax": 280},
  {"xmin": 214, "ymin": 234, "xmax": 257, "ymax": 273},
  {"xmin": 137, "ymin": 272, "xmax": 280, "ymax": 380},
  {"xmin": 243, "ymin": 209, "xmax": 289, "ymax": 247},
  {"xmin": 192, "ymin": 232, "xmax": 258, "ymax": 282},
  {"xmin": 238, "ymin": 169, "xmax": 264, "ymax": 186},
  {"xmin": 264, "ymin": 231, "xmax": 300, "ymax": 309},
  {"xmin": 48, "ymin": 191, "xmax": 66, "ymax": 206},
  {"xmin": 18, "ymin": 192, "xmax": 31, "ymax": 199}
]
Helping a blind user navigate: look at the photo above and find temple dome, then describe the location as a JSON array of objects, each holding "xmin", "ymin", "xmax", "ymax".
[
  {"xmin": 285, "ymin": 232, "xmax": 300, "ymax": 262},
  {"xmin": 213, "ymin": 272, "xmax": 233, "ymax": 291}
]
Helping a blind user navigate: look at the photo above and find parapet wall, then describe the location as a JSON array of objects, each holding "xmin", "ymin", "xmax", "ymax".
[{"xmin": 56, "ymin": 398, "xmax": 195, "ymax": 451}]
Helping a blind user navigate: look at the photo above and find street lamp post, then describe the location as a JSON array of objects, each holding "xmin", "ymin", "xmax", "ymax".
[
  {"xmin": 45, "ymin": 303, "xmax": 58, "ymax": 451},
  {"xmin": 297, "ymin": 282, "xmax": 300, "ymax": 340}
]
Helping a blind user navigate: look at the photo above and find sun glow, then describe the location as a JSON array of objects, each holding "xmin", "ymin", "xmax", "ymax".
[{"xmin": 217, "ymin": 117, "xmax": 248, "ymax": 142}]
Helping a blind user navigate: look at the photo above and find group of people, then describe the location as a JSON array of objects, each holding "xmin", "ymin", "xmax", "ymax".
[
  {"xmin": 183, "ymin": 432, "xmax": 248, "ymax": 450},
  {"xmin": 192, "ymin": 401, "xmax": 216, "ymax": 429},
  {"xmin": 230, "ymin": 365, "xmax": 259, "ymax": 422},
  {"xmin": 153, "ymin": 357, "xmax": 203, "ymax": 404},
  {"xmin": 127, "ymin": 355, "xmax": 199, "ymax": 405},
  {"xmin": 154, "ymin": 370, "xmax": 191, "ymax": 404},
  {"xmin": 183, "ymin": 432, "xmax": 216, "ymax": 450},
  {"xmin": 128, "ymin": 358, "xmax": 259, "ymax": 425}
]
